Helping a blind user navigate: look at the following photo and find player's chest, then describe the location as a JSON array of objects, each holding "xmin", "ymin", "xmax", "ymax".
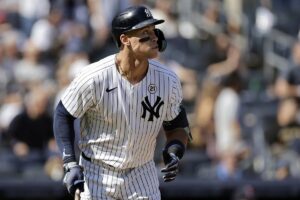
[{"xmin": 97, "ymin": 80, "xmax": 169, "ymax": 122}]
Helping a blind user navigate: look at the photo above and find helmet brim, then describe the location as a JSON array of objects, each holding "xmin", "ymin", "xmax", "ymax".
[{"xmin": 130, "ymin": 19, "xmax": 164, "ymax": 31}]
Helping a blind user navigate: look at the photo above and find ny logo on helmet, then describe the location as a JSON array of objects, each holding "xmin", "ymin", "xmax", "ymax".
[
  {"xmin": 144, "ymin": 8, "xmax": 152, "ymax": 18},
  {"xmin": 141, "ymin": 96, "xmax": 164, "ymax": 121}
]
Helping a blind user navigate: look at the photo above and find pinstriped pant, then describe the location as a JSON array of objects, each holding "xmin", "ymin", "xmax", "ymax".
[{"xmin": 79, "ymin": 156, "xmax": 161, "ymax": 200}]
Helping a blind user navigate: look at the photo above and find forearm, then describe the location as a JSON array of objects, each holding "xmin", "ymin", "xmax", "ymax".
[
  {"xmin": 165, "ymin": 128, "xmax": 188, "ymax": 147},
  {"xmin": 162, "ymin": 105, "xmax": 191, "ymax": 161},
  {"xmin": 53, "ymin": 101, "xmax": 77, "ymax": 164},
  {"xmin": 163, "ymin": 105, "xmax": 191, "ymax": 147},
  {"xmin": 161, "ymin": 127, "xmax": 190, "ymax": 182}
]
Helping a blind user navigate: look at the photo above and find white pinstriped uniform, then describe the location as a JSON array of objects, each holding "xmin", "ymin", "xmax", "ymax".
[{"xmin": 61, "ymin": 54, "xmax": 183, "ymax": 199}]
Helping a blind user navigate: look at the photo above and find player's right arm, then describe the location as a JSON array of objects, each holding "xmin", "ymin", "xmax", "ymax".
[
  {"xmin": 53, "ymin": 101, "xmax": 84, "ymax": 196},
  {"xmin": 54, "ymin": 101, "xmax": 77, "ymax": 164},
  {"xmin": 54, "ymin": 69, "xmax": 96, "ymax": 160},
  {"xmin": 53, "ymin": 71, "xmax": 96, "ymax": 196}
]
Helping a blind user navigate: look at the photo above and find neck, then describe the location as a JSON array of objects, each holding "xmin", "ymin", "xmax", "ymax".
[{"xmin": 115, "ymin": 52, "xmax": 148, "ymax": 84}]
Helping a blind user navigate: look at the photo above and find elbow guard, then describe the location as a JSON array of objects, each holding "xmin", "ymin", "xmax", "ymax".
[{"xmin": 163, "ymin": 105, "xmax": 192, "ymax": 141}]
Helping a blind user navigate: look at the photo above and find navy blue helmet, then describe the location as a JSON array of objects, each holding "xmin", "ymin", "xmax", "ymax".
[{"xmin": 111, "ymin": 6, "xmax": 165, "ymax": 48}]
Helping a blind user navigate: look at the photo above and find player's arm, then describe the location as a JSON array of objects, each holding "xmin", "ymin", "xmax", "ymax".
[
  {"xmin": 53, "ymin": 101, "xmax": 77, "ymax": 163},
  {"xmin": 53, "ymin": 101, "xmax": 84, "ymax": 196},
  {"xmin": 161, "ymin": 105, "xmax": 192, "ymax": 182}
]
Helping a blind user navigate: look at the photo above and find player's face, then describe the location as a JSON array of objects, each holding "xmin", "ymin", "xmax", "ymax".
[{"xmin": 125, "ymin": 25, "xmax": 159, "ymax": 59}]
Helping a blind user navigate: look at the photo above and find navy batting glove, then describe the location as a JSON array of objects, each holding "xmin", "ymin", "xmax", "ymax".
[
  {"xmin": 63, "ymin": 162, "xmax": 84, "ymax": 196},
  {"xmin": 161, "ymin": 153, "xmax": 179, "ymax": 182}
]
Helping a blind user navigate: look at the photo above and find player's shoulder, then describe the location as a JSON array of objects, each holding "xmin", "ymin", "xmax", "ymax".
[
  {"xmin": 149, "ymin": 59, "xmax": 179, "ymax": 81},
  {"xmin": 76, "ymin": 54, "xmax": 116, "ymax": 78},
  {"xmin": 149, "ymin": 59, "xmax": 179, "ymax": 80}
]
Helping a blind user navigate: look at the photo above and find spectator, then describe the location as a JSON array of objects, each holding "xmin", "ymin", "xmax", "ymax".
[
  {"xmin": 0, "ymin": 91, "xmax": 22, "ymax": 145},
  {"xmin": 207, "ymin": 39, "xmax": 242, "ymax": 80},
  {"xmin": 216, "ymin": 150, "xmax": 243, "ymax": 181},
  {"xmin": 191, "ymin": 78, "xmax": 220, "ymax": 154},
  {"xmin": 17, "ymin": 0, "xmax": 51, "ymax": 37},
  {"xmin": 214, "ymin": 71, "xmax": 250, "ymax": 179},
  {"xmin": 214, "ymin": 71, "xmax": 243, "ymax": 154},
  {"xmin": 274, "ymin": 40, "xmax": 300, "ymax": 99},
  {"xmin": 87, "ymin": 0, "xmax": 132, "ymax": 61},
  {"xmin": 151, "ymin": 0, "xmax": 179, "ymax": 39},
  {"xmin": 53, "ymin": 46, "xmax": 90, "ymax": 108},
  {"xmin": 7, "ymin": 86, "xmax": 56, "ymax": 172},
  {"xmin": 273, "ymin": 98, "xmax": 300, "ymax": 178},
  {"xmin": 13, "ymin": 40, "xmax": 51, "ymax": 90},
  {"xmin": 0, "ymin": 28, "xmax": 22, "ymax": 86},
  {"xmin": 30, "ymin": 7, "xmax": 63, "ymax": 54}
]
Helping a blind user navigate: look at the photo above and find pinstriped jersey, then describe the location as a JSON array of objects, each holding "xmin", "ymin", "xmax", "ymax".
[{"xmin": 61, "ymin": 54, "xmax": 183, "ymax": 169}]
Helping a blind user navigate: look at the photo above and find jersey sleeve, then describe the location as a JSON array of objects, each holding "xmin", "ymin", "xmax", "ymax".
[
  {"xmin": 61, "ymin": 72, "xmax": 96, "ymax": 118},
  {"xmin": 164, "ymin": 75, "xmax": 183, "ymax": 121}
]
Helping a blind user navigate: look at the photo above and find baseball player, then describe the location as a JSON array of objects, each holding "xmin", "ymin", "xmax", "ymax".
[{"xmin": 53, "ymin": 5, "xmax": 191, "ymax": 200}]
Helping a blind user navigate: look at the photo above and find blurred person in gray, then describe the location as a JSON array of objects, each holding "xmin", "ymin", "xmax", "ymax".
[{"xmin": 13, "ymin": 40, "xmax": 51, "ymax": 90}]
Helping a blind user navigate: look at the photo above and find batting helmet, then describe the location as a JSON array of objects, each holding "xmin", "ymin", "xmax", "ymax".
[{"xmin": 111, "ymin": 6, "xmax": 165, "ymax": 49}]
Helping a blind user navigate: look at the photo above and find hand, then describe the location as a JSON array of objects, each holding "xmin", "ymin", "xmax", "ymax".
[
  {"xmin": 13, "ymin": 142, "xmax": 29, "ymax": 157},
  {"xmin": 161, "ymin": 153, "xmax": 179, "ymax": 182},
  {"xmin": 63, "ymin": 162, "xmax": 84, "ymax": 196}
]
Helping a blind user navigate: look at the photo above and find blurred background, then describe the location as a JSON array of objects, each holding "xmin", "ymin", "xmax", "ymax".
[{"xmin": 1, "ymin": 0, "xmax": 300, "ymax": 199}]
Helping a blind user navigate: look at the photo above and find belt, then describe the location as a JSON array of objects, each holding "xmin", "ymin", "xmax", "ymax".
[
  {"xmin": 80, "ymin": 152, "xmax": 132, "ymax": 172},
  {"xmin": 81, "ymin": 152, "xmax": 92, "ymax": 162}
]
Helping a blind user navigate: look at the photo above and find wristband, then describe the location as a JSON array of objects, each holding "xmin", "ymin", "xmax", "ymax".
[
  {"xmin": 163, "ymin": 140, "xmax": 185, "ymax": 164},
  {"xmin": 63, "ymin": 161, "xmax": 78, "ymax": 172},
  {"xmin": 164, "ymin": 140, "xmax": 185, "ymax": 159}
]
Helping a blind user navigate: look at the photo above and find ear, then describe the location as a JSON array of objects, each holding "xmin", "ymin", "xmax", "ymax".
[{"xmin": 120, "ymin": 34, "xmax": 131, "ymax": 47}]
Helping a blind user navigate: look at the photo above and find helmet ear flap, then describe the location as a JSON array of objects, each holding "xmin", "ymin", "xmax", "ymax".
[
  {"xmin": 154, "ymin": 29, "xmax": 167, "ymax": 52},
  {"xmin": 112, "ymin": 33, "xmax": 121, "ymax": 48}
]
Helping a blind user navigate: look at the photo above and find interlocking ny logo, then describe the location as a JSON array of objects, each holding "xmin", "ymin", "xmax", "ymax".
[
  {"xmin": 141, "ymin": 96, "xmax": 164, "ymax": 121},
  {"xmin": 144, "ymin": 8, "xmax": 152, "ymax": 18}
]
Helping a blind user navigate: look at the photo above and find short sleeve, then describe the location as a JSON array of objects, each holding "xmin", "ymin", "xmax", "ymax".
[
  {"xmin": 61, "ymin": 73, "xmax": 95, "ymax": 118},
  {"xmin": 164, "ymin": 76, "xmax": 183, "ymax": 121}
]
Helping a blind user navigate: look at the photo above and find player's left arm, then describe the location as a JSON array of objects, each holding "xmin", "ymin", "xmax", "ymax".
[
  {"xmin": 163, "ymin": 105, "xmax": 191, "ymax": 147},
  {"xmin": 161, "ymin": 105, "xmax": 192, "ymax": 182},
  {"xmin": 161, "ymin": 75, "xmax": 192, "ymax": 182}
]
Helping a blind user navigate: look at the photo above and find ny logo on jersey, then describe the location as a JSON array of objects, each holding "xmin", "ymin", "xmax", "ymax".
[{"xmin": 141, "ymin": 96, "xmax": 164, "ymax": 121}]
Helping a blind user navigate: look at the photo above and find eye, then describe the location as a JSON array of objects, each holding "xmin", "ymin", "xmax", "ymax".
[{"xmin": 142, "ymin": 30, "xmax": 149, "ymax": 35}]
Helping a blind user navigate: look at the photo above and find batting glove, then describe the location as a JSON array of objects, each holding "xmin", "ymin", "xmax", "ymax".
[
  {"xmin": 63, "ymin": 162, "xmax": 84, "ymax": 196},
  {"xmin": 161, "ymin": 152, "xmax": 179, "ymax": 182}
]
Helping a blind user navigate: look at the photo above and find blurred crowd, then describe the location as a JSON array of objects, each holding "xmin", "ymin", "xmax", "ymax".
[{"xmin": 1, "ymin": 0, "xmax": 300, "ymax": 192}]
